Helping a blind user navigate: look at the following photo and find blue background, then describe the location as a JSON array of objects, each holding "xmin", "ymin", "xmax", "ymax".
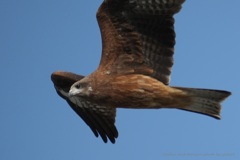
[{"xmin": 1, "ymin": 0, "xmax": 239, "ymax": 159}]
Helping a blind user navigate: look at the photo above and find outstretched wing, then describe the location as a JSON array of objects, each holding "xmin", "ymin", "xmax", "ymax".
[
  {"xmin": 51, "ymin": 71, "xmax": 118, "ymax": 143},
  {"xmin": 97, "ymin": 0, "xmax": 185, "ymax": 85}
]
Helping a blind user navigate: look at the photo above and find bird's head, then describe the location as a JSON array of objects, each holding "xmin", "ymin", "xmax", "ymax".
[{"xmin": 69, "ymin": 77, "xmax": 93, "ymax": 98}]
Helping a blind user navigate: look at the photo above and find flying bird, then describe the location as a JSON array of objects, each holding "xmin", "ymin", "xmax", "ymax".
[{"xmin": 51, "ymin": 0, "xmax": 231, "ymax": 143}]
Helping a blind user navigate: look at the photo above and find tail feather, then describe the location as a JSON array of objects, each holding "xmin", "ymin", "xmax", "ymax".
[{"xmin": 174, "ymin": 87, "xmax": 231, "ymax": 119}]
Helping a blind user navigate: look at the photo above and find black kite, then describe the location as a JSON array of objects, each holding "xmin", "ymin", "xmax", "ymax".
[{"xmin": 51, "ymin": 0, "xmax": 231, "ymax": 143}]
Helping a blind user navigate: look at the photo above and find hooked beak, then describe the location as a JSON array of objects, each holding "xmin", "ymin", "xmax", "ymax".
[{"xmin": 68, "ymin": 86, "xmax": 80, "ymax": 97}]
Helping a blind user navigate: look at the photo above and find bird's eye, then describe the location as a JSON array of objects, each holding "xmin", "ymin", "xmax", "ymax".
[
  {"xmin": 75, "ymin": 82, "xmax": 87, "ymax": 89},
  {"xmin": 75, "ymin": 84, "xmax": 81, "ymax": 89}
]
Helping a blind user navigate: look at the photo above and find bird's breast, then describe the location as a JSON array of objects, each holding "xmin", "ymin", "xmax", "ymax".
[{"xmin": 89, "ymin": 74, "xmax": 190, "ymax": 108}]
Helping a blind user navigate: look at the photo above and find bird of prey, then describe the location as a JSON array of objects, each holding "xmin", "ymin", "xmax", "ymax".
[{"xmin": 51, "ymin": 0, "xmax": 231, "ymax": 143}]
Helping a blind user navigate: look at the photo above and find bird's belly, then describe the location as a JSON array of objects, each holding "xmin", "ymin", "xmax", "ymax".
[{"xmin": 102, "ymin": 74, "xmax": 192, "ymax": 109}]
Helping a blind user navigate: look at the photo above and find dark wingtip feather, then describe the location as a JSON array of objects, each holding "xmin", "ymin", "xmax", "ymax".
[{"xmin": 51, "ymin": 71, "xmax": 84, "ymax": 89}]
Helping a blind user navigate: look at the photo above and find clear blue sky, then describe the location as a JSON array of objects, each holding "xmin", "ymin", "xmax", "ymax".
[{"xmin": 1, "ymin": 0, "xmax": 239, "ymax": 160}]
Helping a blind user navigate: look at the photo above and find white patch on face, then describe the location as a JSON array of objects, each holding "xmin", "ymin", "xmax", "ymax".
[
  {"xmin": 69, "ymin": 86, "xmax": 82, "ymax": 97},
  {"xmin": 88, "ymin": 86, "xmax": 93, "ymax": 92}
]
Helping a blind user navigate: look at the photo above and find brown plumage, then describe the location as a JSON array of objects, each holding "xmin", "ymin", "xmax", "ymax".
[{"xmin": 51, "ymin": 0, "xmax": 231, "ymax": 143}]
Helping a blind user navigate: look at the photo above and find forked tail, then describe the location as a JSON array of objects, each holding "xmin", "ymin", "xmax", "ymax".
[{"xmin": 174, "ymin": 87, "xmax": 231, "ymax": 119}]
